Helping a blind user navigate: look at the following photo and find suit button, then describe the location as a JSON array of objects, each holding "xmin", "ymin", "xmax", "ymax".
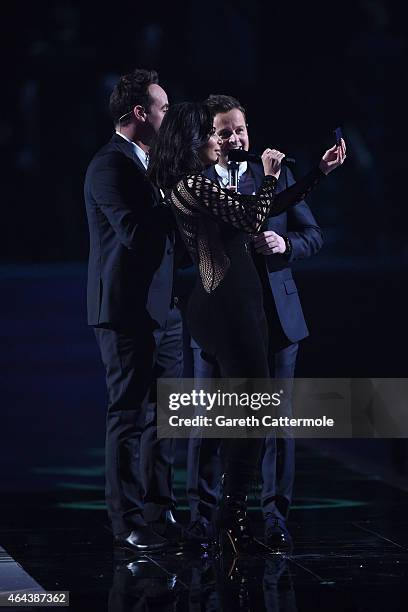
[
  {"xmin": 167, "ymin": 248, "xmax": 174, "ymax": 254},
  {"xmin": 173, "ymin": 296, "xmax": 179, "ymax": 305}
]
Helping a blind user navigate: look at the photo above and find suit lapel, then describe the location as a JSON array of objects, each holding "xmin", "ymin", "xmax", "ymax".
[
  {"xmin": 202, "ymin": 165, "xmax": 218, "ymax": 181},
  {"xmin": 248, "ymin": 161, "xmax": 264, "ymax": 191},
  {"xmin": 110, "ymin": 133, "xmax": 147, "ymax": 172},
  {"xmin": 110, "ymin": 133, "xmax": 163, "ymax": 205},
  {"xmin": 249, "ymin": 160, "xmax": 288, "ymax": 197}
]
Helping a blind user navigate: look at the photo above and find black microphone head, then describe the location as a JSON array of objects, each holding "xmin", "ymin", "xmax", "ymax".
[{"xmin": 228, "ymin": 149, "xmax": 251, "ymax": 162}]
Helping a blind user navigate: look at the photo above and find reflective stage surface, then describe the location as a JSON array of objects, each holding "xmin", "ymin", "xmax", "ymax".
[
  {"xmin": 1, "ymin": 266, "xmax": 408, "ymax": 610},
  {"xmin": 1, "ymin": 445, "xmax": 408, "ymax": 611}
]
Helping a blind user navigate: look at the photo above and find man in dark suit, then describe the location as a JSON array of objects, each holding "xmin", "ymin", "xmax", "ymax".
[
  {"xmin": 85, "ymin": 69, "xmax": 183, "ymax": 553},
  {"xmin": 186, "ymin": 95, "xmax": 323, "ymax": 548}
]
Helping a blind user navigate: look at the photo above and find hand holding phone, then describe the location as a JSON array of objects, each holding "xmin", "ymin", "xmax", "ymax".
[
  {"xmin": 319, "ymin": 128, "xmax": 347, "ymax": 175},
  {"xmin": 334, "ymin": 126, "xmax": 343, "ymax": 146}
]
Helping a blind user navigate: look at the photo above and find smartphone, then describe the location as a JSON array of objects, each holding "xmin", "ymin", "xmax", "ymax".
[{"xmin": 334, "ymin": 126, "xmax": 343, "ymax": 146}]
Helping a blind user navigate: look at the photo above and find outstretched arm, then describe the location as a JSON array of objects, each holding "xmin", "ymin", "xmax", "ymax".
[{"xmin": 269, "ymin": 138, "xmax": 347, "ymax": 217}]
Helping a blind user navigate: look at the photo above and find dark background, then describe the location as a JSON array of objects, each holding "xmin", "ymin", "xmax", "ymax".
[
  {"xmin": 1, "ymin": 0, "xmax": 407, "ymax": 262},
  {"xmin": 1, "ymin": 0, "xmax": 408, "ymax": 489}
]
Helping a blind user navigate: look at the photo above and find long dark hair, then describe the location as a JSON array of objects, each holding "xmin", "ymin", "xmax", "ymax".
[{"xmin": 148, "ymin": 102, "xmax": 214, "ymax": 189}]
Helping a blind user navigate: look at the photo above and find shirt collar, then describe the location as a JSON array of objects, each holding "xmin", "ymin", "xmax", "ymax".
[
  {"xmin": 115, "ymin": 131, "xmax": 149, "ymax": 169},
  {"xmin": 214, "ymin": 161, "xmax": 248, "ymax": 186}
]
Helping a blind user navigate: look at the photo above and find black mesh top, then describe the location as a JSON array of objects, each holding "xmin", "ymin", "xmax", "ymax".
[{"xmin": 170, "ymin": 169, "xmax": 323, "ymax": 293}]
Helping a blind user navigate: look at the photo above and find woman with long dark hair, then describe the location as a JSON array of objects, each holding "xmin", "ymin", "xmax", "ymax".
[{"xmin": 149, "ymin": 102, "xmax": 345, "ymax": 555}]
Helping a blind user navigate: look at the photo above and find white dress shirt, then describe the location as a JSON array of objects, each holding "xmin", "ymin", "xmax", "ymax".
[
  {"xmin": 214, "ymin": 161, "xmax": 248, "ymax": 187},
  {"xmin": 115, "ymin": 131, "xmax": 149, "ymax": 169}
]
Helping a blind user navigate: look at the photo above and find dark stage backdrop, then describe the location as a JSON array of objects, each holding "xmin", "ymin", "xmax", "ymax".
[
  {"xmin": 1, "ymin": 0, "xmax": 407, "ymax": 262},
  {"xmin": 1, "ymin": 1, "xmax": 408, "ymax": 487}
]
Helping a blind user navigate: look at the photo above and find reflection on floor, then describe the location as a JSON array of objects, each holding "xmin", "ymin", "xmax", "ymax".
[
  {"xmin": 1, "ymin": 445, "xmax": 407, "ymax": 611},
  {"xmin": 1, "ymin": 265, "xmax": 408, "ymax": 609}
]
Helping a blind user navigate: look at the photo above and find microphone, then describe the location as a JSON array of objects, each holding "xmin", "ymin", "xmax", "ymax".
[
  {"xmin": 227, "ymin": 160, "xmax": 239, "ymax": 190},
  {"xmin": 228, "ymin": 149, "xmax": 296, "ymax": 165}
]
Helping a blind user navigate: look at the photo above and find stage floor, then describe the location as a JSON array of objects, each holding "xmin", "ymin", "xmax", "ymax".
[
  {"xmin": 1, "ymin": 264, "xmax": 408, "ymax": 610},
  {"xmin": 1, "ymin": 444, "xmax": 407, "ymax": 611}
]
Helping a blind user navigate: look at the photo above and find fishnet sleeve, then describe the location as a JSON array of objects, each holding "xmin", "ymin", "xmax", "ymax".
[
  {"xmin": 176, "ymin": 174, "xmax": 277, "ymax": 232},
  {"xmin": 269, "ymin": 167, "xmax": 326, "ymax": 217}
]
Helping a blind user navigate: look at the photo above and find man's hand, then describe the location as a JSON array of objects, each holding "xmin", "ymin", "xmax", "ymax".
[{"xmin": 253, "ymin": 231, "xmax": 287, "ymax": 255}]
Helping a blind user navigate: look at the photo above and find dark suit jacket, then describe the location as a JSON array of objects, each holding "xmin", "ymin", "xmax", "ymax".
[
  {"xmin": 203, "ymin": 163, "xmax": 323, "ymax": 345},
  {"xmin": 84, "ymin": 133, "xmax": 175, "ymax": 330}
]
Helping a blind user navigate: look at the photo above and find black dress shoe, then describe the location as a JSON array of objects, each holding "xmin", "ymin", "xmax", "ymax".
[
  {"xmin": 148, "ymin": 510, "xmax": 184, "ymax": 546},
  {"xmin": 264, "ymin": 517, "xmax": 293, "ymax": 551},
  {"xmin": 219, "ymin": 494, "xmax": 272, "ymax": 557},
  {"xmin": 114, "ymin": 526, "xmax": 169, "ymax": 554}
]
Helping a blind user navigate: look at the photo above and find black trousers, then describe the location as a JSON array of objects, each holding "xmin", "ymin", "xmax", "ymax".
[
  {"xmin": 187, "ymin": 342, "xmax": 298, "ymax": 522},
  {"xmin": 94, "ymin": 306, "xmax": 183, "ymax": 536},
  {"xmin": 261, "ymin": 342, "xmax": 298, "ymax": 520}
]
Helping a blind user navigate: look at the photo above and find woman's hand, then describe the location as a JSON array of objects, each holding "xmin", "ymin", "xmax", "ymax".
[
  {"xmin": 319, "ymin": 138, "xmax": 347, "ymax": 175},
  {"xmin": 262, "ymin": 148, "xmax": 286, "ymax": 179}
]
